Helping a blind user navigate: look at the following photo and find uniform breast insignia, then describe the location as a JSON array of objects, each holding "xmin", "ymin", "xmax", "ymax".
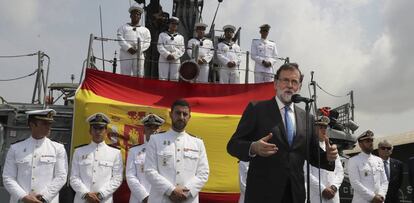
[
  {"xmin": 42, "ymin": 155, "xmax": 55, "ymax": 158},
  {"xmin": 81, "ymin": 154, "xmax": 89, "ymax": 160},
  {"xmin": 141, "ymin": 165, "xmax": 144, "ymax": 173},
  {"xmin": 183, "ymin": 148, "xmax": 199, "ymax": 152},
  {"xmin": 163, "ymin": 140, "xmax": 171, "ymax": 145},
  {"xmin": 364, "ymin": 171, "xmax": 368, "ymax": 177},
  {"xmin": 142, "ymin": 147, "xmax": 146, "ymax": 152},
  {"xmin": 162, "ymin": 158, "xmax": 168, "ymax": 166}
]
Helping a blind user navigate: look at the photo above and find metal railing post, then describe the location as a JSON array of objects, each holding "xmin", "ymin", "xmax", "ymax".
[
  {"xmin": 136, "ymin": 37, "xmax": 141, "ymax": 77},
  {"xmin": 245, "ymin": 51, "xmax": 250, "ymax": 84},
  {"xmin": 86, "ymin": 34, "xmax": 94, "ymax": 70}
]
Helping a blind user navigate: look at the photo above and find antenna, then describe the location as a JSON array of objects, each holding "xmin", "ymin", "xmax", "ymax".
[{"xmin": 99, "ymin": 5, "xmax": 105, "ymax": 71}]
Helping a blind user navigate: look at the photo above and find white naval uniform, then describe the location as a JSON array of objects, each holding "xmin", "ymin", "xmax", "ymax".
[
  {"xmin": 117, "ymin": 23, "xmax": 151, "ymax": 77},
  {"xmin": 216, "ymin": 41, "xmax": 242, "ymax": 84},
  {"xmin": 126, "ymin": 143, "xmax": 151, "ymax": 203},
  {"xmin": 348, "ymin": 152, "xmax": 388, "ymax": 203},
  {"xmin": 238, "ymin": 161, "xmax": 249, "ymax": 203},
  {"xmin": 250, "ymin": 38, "xmax": 278, "ymax": 83},
  {"xmin": 308, "ymin": 141, "xmax": 344, "ymax": 203},
  {"xmin": 2, "ymin": 136, "xmax": 68, "ymax": 203},
  {"xmin": 144, "ymin": 129, "xmax": 209, "ymax": 203},
  {"xmin": 187, "ymin": 37, "xmax": 214, "ymax": 83},
  {"xmin": 157, "ymin": 32, "xmax": 185, "ymax": 81},
  {"xmin": 70, "ymin": 141, "xmax": 123, "ymax": 203}
]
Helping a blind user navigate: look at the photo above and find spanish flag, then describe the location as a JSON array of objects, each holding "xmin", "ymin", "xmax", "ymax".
[{"xmin": 72, "ymin": 69, "xmax": 275, "ymax": 202}]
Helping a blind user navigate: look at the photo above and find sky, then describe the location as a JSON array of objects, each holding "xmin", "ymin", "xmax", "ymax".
[{"xmin": 0, "ymin": 0, "xmax": 413, "ymax": 138}]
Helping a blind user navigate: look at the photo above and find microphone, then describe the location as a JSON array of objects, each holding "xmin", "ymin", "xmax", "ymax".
[{"xmin": 291, "ymin": 94, "xmax": 314, "ymax": 103}]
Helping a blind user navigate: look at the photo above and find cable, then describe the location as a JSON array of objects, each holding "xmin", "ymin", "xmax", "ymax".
[
  {"xmin": 316, "ymin": 83, "xmax": 349, "ymax": 98},
  {"xmin": 0, "ymin": 69, "xmax": 37, "ymax": 82},
  {"xmin": 0, "ymin": 53, "xmax": 37, "ymax": 58}
]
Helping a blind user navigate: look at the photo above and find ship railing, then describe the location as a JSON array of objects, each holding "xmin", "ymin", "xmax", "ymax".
[{"xmin": 82, "ymin": 33, "xmax": 290, "ymax": 84}]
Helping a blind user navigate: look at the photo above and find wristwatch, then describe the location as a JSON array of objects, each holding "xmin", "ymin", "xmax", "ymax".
[
  {"xmin": 38, "ymin": 195, "xmax": 47, "ymax": 203},
  {"xmin": 97, "ymin": 192, "xmax": 104, "ymax": 201},
  {"xmin": 330, "ymin": 185, "xmax": 338, "ymax": 192}
]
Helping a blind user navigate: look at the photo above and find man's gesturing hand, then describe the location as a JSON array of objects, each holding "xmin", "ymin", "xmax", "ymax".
[
  {"xmin": 325, "ymin": 137, "xmax": 338, "ymax": 161},
  {"xmin": 251, "ymin": 133, "xmax": 278, "ymax": 157}
]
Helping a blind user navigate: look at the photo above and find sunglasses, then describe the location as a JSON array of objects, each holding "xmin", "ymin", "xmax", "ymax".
[{"xmin": 379, "ymin": 146, "xmax": 392, "ymax": 150}]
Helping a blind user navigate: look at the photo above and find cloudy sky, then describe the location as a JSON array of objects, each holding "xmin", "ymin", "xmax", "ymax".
[{"xmin": 0, "ymin": 0, "xmax": 413, "ymax": 138}]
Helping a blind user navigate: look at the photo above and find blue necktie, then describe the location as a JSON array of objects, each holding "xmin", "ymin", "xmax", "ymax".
[
  {"xmin": 384, "ymin": 161, "xmax": 390, "ymax": 181},
  {"xmin": 284, "ymin": 105, "xmax": 294, "ymax": 146}
]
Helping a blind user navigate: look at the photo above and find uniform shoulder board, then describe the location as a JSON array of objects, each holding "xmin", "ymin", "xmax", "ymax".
[
  {"xmin": 269, "ymin": 40, "xmax": 275, "ymax": 42},
  {"xmin": 130, "ymin": 143, "xmax": 143, "ymax": 148},
  {"xmin": 156, "ymin": 130, "xmax": 167, "ymax": 134},
  {"xmin": 253, "ymin": 39, "xmax": 259, "ymax": 41},
  {"xmin": 75, "ymin": 143, "xmax": 88, "ymax": 148},
  {"xmin": 108, "ymin": 144, "xmax": 121, "ymax": 150},
  {"xmin": 188, "ymin": 133, "xmax": 202, "ymax": 140},
  {"xmin": 11, "ymin": 138, "xmax": 26, "ymax": 145}
]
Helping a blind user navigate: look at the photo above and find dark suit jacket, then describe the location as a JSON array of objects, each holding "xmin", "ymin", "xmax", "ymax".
[
  {"xmin": 384, "ymin": 158, "xmax": 403, "ymax": 203},
  {"xmin": 227, "ymin": 98, "xmax": 334, "ymax": 203},
  {"xmin": 408, "ymin": 157, "xmax": 414, "ymax": 202}
]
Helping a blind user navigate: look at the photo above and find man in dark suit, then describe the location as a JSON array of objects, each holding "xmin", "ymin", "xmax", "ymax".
[
  {"xmin": 409, "ymin": 156, "xmax": 414, "ymax": 202},
  {"xmin": 377, "ymin": 140, "xmax": 403, "ymax": 203},
  {"xmin": 227, "ymin": 63, "xmax": 338, "ymax": 203}
]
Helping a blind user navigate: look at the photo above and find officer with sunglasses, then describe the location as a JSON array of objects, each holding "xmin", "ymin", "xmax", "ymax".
[
  {"xmin": 377, "ymin": 140, "xmax": 403, "ymax": 203},
  {"xmin": 70, "ymin": 113, "xmax": 123, "ymax": 203}
]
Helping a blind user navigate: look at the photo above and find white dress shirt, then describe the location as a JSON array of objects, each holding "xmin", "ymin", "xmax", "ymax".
[
  {"xmin": 348, "ymin": 152, "xmax": 388, "ymax": 203},
  {"xmin": 144, "ymin": 129, "xmax": 209, "ymax": 203},
  {"xmin": 70, "ymin": 141, "xmax": 123, "ymax": 203},
  {"xmin": 117, "ymin": 23, "xmax": 151, "ymax": 76},
  {"xmin": 308, "ymin": 141, "xmax": 344, "ymax": 203},
  {"xmin": 2, "ymin": 136, "xmax": 68, "ymax": 203},
  {"xmin": 250, "ymin": 38, "xmax": 278, "ymax": 74},
  {"xmin": 238, "ymin": 161, "xmax": 249, "ymax": 203},
  {"xmin": 126, "ymin": 142, "xmax": 151, "ymax": 203}
]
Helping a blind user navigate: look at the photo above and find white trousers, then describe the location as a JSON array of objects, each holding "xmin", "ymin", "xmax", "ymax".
[
  {"xmin": 219, "ymin": 67, "xmax": 240, "ymax": 84},
  {"xmin": 120, "ymin": 51, "xmax": 145, "ymax": 77},
  {"xmin": 254, "ymin": 72, "xmax": 274, "ymax": 83},
  {"xmin": 196, "ymin": 64, "xmax": 209, "ymax": 83},
  {"xmin": 158, "ymin": 57, "xmax": 180, "ymax": 81}
]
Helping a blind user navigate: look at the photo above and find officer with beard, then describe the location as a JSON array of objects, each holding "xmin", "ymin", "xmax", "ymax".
[
  {"xmin": 144, "ymin": 99, "xmax": 209, "ymax": 203},
  {"xmin": 348, "ymin": 130, "xmax": 388, "ymax": 203}
]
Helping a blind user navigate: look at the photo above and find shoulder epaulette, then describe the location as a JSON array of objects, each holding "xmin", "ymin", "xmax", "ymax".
[
  {"xmin": 75, "ymin": 144, "xmax": 88, "ymax": 148},
  {"xmin": 188, "ymin": 133, "xmax": 202, "ymax": 140},
  {"xmin": 11, "ymin": 138, "xmax": 26, "ymax": 145},
  {"xmin": 156, "ymin": 131, "xmax": 167, "ymax": 134},
  {"xmin": 108, "ymin": 144, "xmax": 121, "ymax": 150},
  {"xmin": 129, "ymin": 143, "xmax": 143, "ymax": 148},
  {"xmin": 253, "ymin": 39, "xmax": 259, "ymax": 41},
  {"xmin": 269, "ymin": 40, "xmax": 274, "ymax": 42}
]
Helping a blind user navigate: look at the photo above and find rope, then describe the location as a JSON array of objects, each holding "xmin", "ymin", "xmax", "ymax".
[{"xmin": 0, "ymin": 69, "xmax": 38, "ymax": 82}]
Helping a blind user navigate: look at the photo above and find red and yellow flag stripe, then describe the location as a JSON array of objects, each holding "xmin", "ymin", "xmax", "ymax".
[{"xmin": 72, "ymin": 69, "xmax": 275, "ymax": 202}]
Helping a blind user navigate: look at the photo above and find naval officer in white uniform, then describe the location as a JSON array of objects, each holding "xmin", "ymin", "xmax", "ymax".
[
  {"xmin": 70, "ymin": 113, "xmax": 123, "ymax": 203},
  {"xmin": 216, "ymin": 24, "xmax": 242, "ymax": 84},
  {"xmin": 2, "ymin": 109, "xmax": 68, "ymax": 203},
  {"xmin": 145, "ymin": 99, "xmax": 209, "ymax": 203},
  {"xmin": 348, "ymin": 130, "xmax": 388, "ymax": 203},
  {"xmin": 157, "ymin": 17, "xmax": 185, "ymax": 81},
  {"xmin": 117, "ymin": 5, "xmax": 151, "ymax": 77},
  {"xmin": 308, "ymin": 116, "xmax": 344, "ymax": 203},
  {"xmin": 186, "ymin": 22, "xmax": 214, "ymax": 83},
  {"xmin": 250, "ymin": 24, "xmax": 278, "ymax": 83},
  {"xmin": 126, "ymin": 113, "xmax": 165, "ymax": 203}
]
